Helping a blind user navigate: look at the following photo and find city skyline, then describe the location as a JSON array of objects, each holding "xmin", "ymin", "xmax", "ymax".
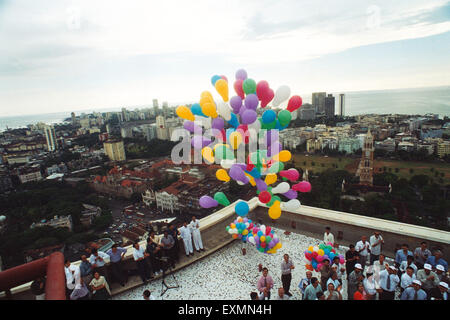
[{"xmin": 1, "ymin": 0, "xmax": 450, "ymax": 117}]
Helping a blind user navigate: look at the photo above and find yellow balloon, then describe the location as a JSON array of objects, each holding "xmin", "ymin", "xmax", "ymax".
[
  {"xmin": 176, "ymin": 105, "xmax": 195, "ymax": 121},
  {"xmin": 202, "ymin": 102, "xmax": 218, "ymax": 118},
  {"xmin": 275, "ymin": 242, "xmax": 282, "ymax": 249},
  {"xmin": 230, "ymin": 223, "xmax": 236, "ymax": 229},
  {"xmin": 229, "ymin": 131, "xmax": 243, "ymax": 150},
  {"xmin": 242, "ymin": 229, "xmax": 248, "ymax": 236},
  {"xmin": 201, "ymin": 91, "xmax": 214, "ymax": 101},
  {"xmin": 279, "ymin": 150, "xmax": 292, "ymax": 162},
  {"xmin": 216, "ymin": 169, "xmax": 230, "ymax": 182},
  {"xmin": 264, "ymin": 173, "xmax": 278, "ymax": 185},
  {"xmin": 308, "ymin": 246, "xmax": 314, "ymax": 252},
  {"xmin": 237, "ymin": 217, "xmax": 243, "ymax": 222},
  {"xmin": 202, "ymin": 147, "xmax": 214, "ymax": 163},
  {"xmin": 245, "ymin": 173, "xmax": 256, "ymax": 186},
  {"xmin": 214, "ymin": 79, "xmax": 229, "ymax": 102},
  {"xmin": 318, "ymin": 249, "xmax": 324, "ymax": 256},
  {"xmin": 260, "ymin": 236, "xmax": 266, "ymax": 242},
  {"xmin": 268, "ymin": 200, "xmax": 281, "ymax": 219}
]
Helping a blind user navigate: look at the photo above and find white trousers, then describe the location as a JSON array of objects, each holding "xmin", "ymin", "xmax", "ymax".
[
  {"xmin": 182, "ymin": 237, "xmax": 193, "ymax": 255},
  {"xmin": 192, "ymin": 230, "xmax": 203, "ymax": 250}
]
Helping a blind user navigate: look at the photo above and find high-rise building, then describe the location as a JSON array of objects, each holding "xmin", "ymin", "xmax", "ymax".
[
  {"xmin": 121, "ymin": 108, "xmax": 128, "ymax": 122},
  {"xmin": 324, "ymin": 94, "xmax": 335, "ymax": 118},
  {"xmin": 299, "ymin": 103, "xmax": 316, "ymax": 120},
  {"xmin": 120, "ymin": 127, "xmax": 133, "ymax": 139},
  {"xmin": 153, "ymin": 99, "xmax": 159, "ymax": 116},
  {"xmin": 339, "ymin": 94, "xmax": 345, "ymax": 116},
  {"xmin": 44, "ymin": 125, "xmax": 58, "ymax": 152},
  {"xmin": 312, "ymin": 92, "xmax": 326, "ymax": 114},
  {"xmin": 103, "ymin": 140, "xmax": 126, "ymax": 162},
  {"xmin": 144, "ymin": 125, "xmax": 157, "ymax": 142},
  {"xmin": 356, "ymin": 130, "xmax": 374, "ymax": 185},
  {"xmin": 71, "ymin": 112, "xmax": 76, "ymax": 125}
]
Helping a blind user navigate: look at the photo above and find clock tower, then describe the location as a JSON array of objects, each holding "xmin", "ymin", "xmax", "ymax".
[{"xmin": 356, "ymin": 129, "xmax": 374, "ymax": 186}]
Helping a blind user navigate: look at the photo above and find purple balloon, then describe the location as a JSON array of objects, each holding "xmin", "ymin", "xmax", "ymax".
[
  {"xmin": 267, "ymin": 141, "xmax": 282, "ymax": 157},
  {"xmin": 183, "ymin": 121, "xmax": 202, "ymax": 133},
  {"xmin": 255, "ymin": 178, "xmax": 268, "ymax": 191},
  {"xmin": 235, "ymin": 69, "xmax": 248, "ymax": 80},
  {"xmin": 282, "ymin": 189, "xmax": 298, "ymax": 200},
  {"xmin": 255, "ymin": 237, "xmax": 260, "ymax": 244},
  {"xmin": 230, "ymin": 96, "xmax": 243, "ymax": 114},
  {"xmin": 191, "ymin": 136, "xmax": 211, "ymax": 149},
  {"xmin": 199, "ymin": 195, "xmax": 218, "ymax": 208},
  {"xmin": 239, "ymin": 106, "xmax": 247, "ymax": 117},
  {"xmin": 244, "ymin": 94, "xmax": 259, "ymax": 110},
  {"xmin": 242, "ymin": 109, "xmax": 257, "ymax": 124},
  {"xmin": 269, "ymin": 240, "xmax": 276, "ymax": 248},
  {"xmin": 229, "ymin": 164, "xmax": 249, "ymax": 184},
  {"xmin": 212, "ymin": 117, "xmax": 225, "ymax": 131}
]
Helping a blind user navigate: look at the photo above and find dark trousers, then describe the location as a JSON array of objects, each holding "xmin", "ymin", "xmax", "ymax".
[
  {"xmin": 370, "ymin": 254, "xmax": 379, "ymax": 265},
  {"xmin": 380, "ymin": 289, "xmax": 395, "ymax": 300},
  {"xmin": 136, "ymin": 259, "xmax": 151, "ymax": 283},
  {"xmin": 110, "ymin": 261, "xmax": 126, "ymax": 285},
  {"xmin": 281, "ymin": 273, "xmax": 292, "ymax": 294}
]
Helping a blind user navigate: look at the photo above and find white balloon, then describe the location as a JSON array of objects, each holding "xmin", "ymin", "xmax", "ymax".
[
  {"xmin": 281, "ymin": 199, "xmax": 301, "ymax": 211},
  {"xmin": 228, "ymin": 228, "xmax": 234, "ymax": 234},
  {"xmin": 272, "ymin": 85, "xmax": 291, "ymax": 107},
  {"xmin": 260, "ymin": 225, "xmax": 266, "ymax": 235},
  {"xmin": 248, "ymin": 118, "xmax": 261, "ymax": 133},
  {"xmin": 313, "ymin": 246, "xmax": 319, "ymax": 252},
  {"xmin": 271, "ymin": 182, "xmax": 290, "ymax": 194},
  {"xmin": 290, "ymin": 110, "xmax": 298, "ymax": 120},
  {"xmin": 248, "ymin": 236, "xmax": 256, "ymax": 245},
  {"xmin": 220, "ymin": 159, "xmax": 236, "ymax": 169},
  {"xmin": 194, "ymin": 115, "xmax": 211, "ymax": 129},
  {"xmin": 217, "ymin": 102, "xmax": 232, "ymax": 121},
  {"xmin": 237, "ymin": 180, "xmax": 245, "ymax": 185}
]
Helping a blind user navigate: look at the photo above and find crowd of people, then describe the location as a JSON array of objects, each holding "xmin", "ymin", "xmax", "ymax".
[
  {"xmin": 29, "ymin": 220, "xmax": 449, "ymax": 301},
  {"xmin": 251, "ymin": 227, "xmax": 449, "ymax": 301},
  {"xmin": 42, "ymin": 215, "xmax": 205, "ymax": 300}
]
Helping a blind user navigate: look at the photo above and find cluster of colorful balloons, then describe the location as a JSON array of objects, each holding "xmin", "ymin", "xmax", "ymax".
[
  {"xmin": 304, "ymin": 242, "xmax": 345, "ymax": 272},
  {"xmin": 179, "ymin": 69, "xmax": 311, "ymax": 220},
  {"xmin": 226, "ymin": 216, "xmax": 254, "ymax": 241},
  {"xmin": 247, "ymin": 224, "xmax": 282, "ymax": 254}
]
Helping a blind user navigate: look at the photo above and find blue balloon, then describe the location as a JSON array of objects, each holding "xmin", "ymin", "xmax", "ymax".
[
  {"xmin": 235, "ymin": 201, "xmax": 249, "ymax": 216},
  {"xmin": 257, "ymin": 231, "xmax": 263, "ymax": 237},
  {"xmin": 191, "ymin": 103, "xmax": 206, "ymax": 117},
  {"xmin": 324, "ymin": 249, "xmax": 331, "ymax": 256},
  {"xmin": 211, "ymin": 75, "xmax": 221, "ymax": 86},
  {"xmin": 228, "ymin": 112, "xmax": 240, "ymax": 128},
  {"xmin": 262, "ymin": 110, "xmax": 276, "ymax": 124}
]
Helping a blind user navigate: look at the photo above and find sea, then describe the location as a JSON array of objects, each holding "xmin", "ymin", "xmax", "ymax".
[{"xmin": 0, "ymin": 86, "xmax": 449, "ymax": 132}]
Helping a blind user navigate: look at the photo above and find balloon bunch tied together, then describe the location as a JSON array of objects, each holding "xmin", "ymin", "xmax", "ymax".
[
  {"xmin": 176, "ymin": 68, "xmax": 312, "ymax": 222},
  {"xmin": 226, "ymin": 217, "xmax": 282, "ymax": 254},
  {"xmin": 304, "ymin": 242, "xmax": 345, "ymax": 272}
]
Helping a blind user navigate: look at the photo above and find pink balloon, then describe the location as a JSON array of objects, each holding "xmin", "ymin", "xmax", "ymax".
[
  {"xmin": 280, "ymin": 168, "xmax": 300, "ymax": 181},
  {"xmin": 316, "ymin": 255, "xmax": 324, "ymax": 262},
  {"xmin": 256, "ymin": 80, "xmax": 269, "ymax": 100},
  {"xmin": 292, "ymin": 181, "xmax": 312, "ymax": 193},
  {"xmin": 220, "ymin": 75, "xmax": 228, "ymax": 82},
  {"xmin": 234, "ymin": 79, "xmax": 245, "ymax": 99}
]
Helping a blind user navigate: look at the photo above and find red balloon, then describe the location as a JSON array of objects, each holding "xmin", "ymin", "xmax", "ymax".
[
  {"xmin": 258, "ymin": 191, "xmax": 272, "ymax": 203},
  {"xmin": 280, "ymin": 168, "xmax": 300, "ymax": 181},
  {"xmin": 293, "ymin": 181, "xmax": 312, "ymax": 193},
  {"xmin": 246, "ymin": 163, "xmax": 255, "ymax": 172},
  {"xmin": 234, "ymin": 79, "xmax": 245, "ymax": 99},
  {"xmin": 256, "ymin": 80, "xmax": 269, "ymax": 100},
  {"xmin": 216, "ymin": 129, "xmax": 226, "ymax": 142},
  {"xmin": 260, "ymin": 242, "xmax": 267, "ymax": 248},
  {"xmin": 287, "ymin": 95, "xmax": 303, "ymax": 112},
  {"xmin": 265, "ymin": 226, "xmax": 271, "ymax": 235},
  {"xmin": 261, "ymin": 88, "xmax": 274, "ymax": 108},
  {"xmin": 237, "ymin": 124, "xmax": 250, "ymax": 144}
]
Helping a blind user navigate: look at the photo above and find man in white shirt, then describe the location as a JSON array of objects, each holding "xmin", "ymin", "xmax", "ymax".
[
  {"xmin": 179, "ymin": 221, "xmax": 194, "ymax": 257},
  {"xmin": 64, "ymin": 259, "xmax": 80, "ymax": 298},
  {"xmin": 355, "ymin": 236, "xmax": 371, "ymax": 270},
  {"xmin": 189, "ymin": 215, "xmax": 204, "ymax": 252},
  {"xmin": 378, "ymin": 265, "xmax": 400, "ymax": 300},
  {"xmin": 332, "ymin": 256, "xmax": 346, "ymax": 284},
  {"xmin": 399, "ymin": 255, "xmax": 418, "ymax": 276},
  {"xmin": 133, "ymin": 242, "xmax": 152, "ymax": 284},
  {"xmin": 400, "ymin": 266, "xmax": 416, "ymax": 292},
  {"xmin": 89, "ymin": 248, "xmax": 110, "ymax": 281},
  {"xmin": 363, "ymin": 270, "xmax": 378, "ymax": 300},
  {"xmin": 274, "ymin": 287, "xmax": 290, "ymax": 300},
  {"xmin": 323, "ymin": 226, "xmax": 334, "ymax": 245},
  {"xmin": 369, "ymin": 231, "xmax": 384, "ymax": 265}
]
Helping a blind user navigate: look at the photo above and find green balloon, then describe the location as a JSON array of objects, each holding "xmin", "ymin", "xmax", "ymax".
[
  {"xmin": 242, "ymin": 78, "xmax": 256, "ymax": 94},
  {"xmin": 214, "ymin": 192, "xmax": 230, "ymax": 206},
  {"xmin": 266, "ymin": 236, "xmax": 272, "ymax": 243},
  {"xmin": 267, "ymin": 195, "xmax": 281, "ymax": 207},
  {"xmin": 266, "ymin": 119, "xmax": 277, "ymax": 130},
  {"xmin": 267, "ymin": 161, "xmax": 284, "ymax": 173},
  {"xmin": 215, "ymin": 146, "xmax": 235, "ymax": 161},
  {"xmin": 278, "ymin": 110, "xmax": 292, "ymax": 127}
]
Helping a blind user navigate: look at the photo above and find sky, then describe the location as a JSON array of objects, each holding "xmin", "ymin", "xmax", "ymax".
[{"xmin": 0, "ymin": 0, "xmax": 450, "ymax": 117}]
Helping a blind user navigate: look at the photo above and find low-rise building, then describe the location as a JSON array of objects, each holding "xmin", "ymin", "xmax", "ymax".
[
  {"xmin": 30, "ymin": 215, "xmax": 73, "ymax": 232},
  {"xmin": 437, "ymin": 141, "xmax": 450, "ymax": 158}
]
